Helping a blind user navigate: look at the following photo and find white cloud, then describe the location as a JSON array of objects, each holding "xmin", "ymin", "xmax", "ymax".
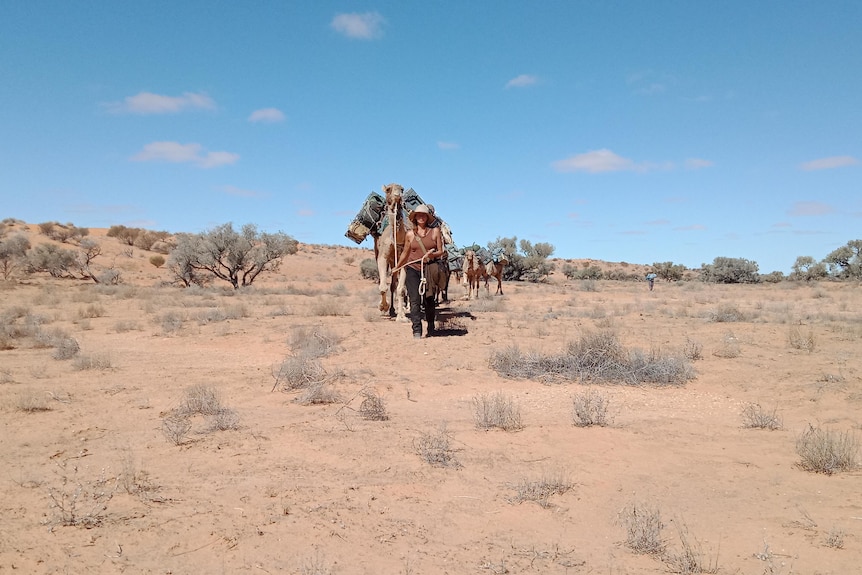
[
  {"xmin": 685, "ymin": 158, "xmax": 714, "ymax": 170},
  {"xmin": 552, "ymin": 149, "xmax": 637, "ymax": 173},
  {"xmin": 249, "ymin": 108, "xmax": 285, "ymax": 123},
  {"xmin": 331, "ymin": 12, "xmax": 385, "ymax": 39},
  {"xmin": 787, "ymin": 201, "xmax": 835, "ymax": 216},
  {"xmin": 799, "ymin": 155, "xmax": 858, "ymax": 171},
  {"xmin": 131, "ymin": 141, "xmax": 238, "ymax": 168},
  {"xmin": 106, "ymin": 91, "xmax": 216, "ymax": 114},
  {"xmin": 505, "ymin": 74, "xmax": 538, "ymax": 89},
  {"xmin": 437, "ymin": 141, "xmax": 460, "ymax": 150}
]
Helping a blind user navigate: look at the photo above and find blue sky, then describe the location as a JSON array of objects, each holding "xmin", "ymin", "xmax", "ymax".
[{"xmin": 1, "ymin": 1, "xmax": 859, "ymax": 273}]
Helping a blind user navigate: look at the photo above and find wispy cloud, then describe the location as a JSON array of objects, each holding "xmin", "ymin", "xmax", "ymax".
[
  {"xmin": 787, "ymin": 201, "xmax": 835, "ymax": 216},
  {"xmin": 131, "ymin": 141, "xmax": 238, "ymax": 168},
  {"xmin": 331, "ymin": 12, "xmax": 385, "ymax": 39},
  {"xmin": 222, "ymin": 185, "xmax": 265, "ymax": 198},
  {"xmin": 799, "ymin": 155, "xmax": 858, "ymax": 171},
  {"xmin": 552, "ymin": 149, "xmax": 646, "ymax": 173},
  {"xmin": 505, "ymin": 74, "xmax": 538, "ymax": 89},
  {"xmin": 248, "ymin": 108, "xmax": 285, "ymax": 123},
  {"xmin": 437, "ymin": 141, "xmax": 460, "ymax": 150},
  {"xmin": 105, "ymin": 91, "xmax": 216, "ymax": 114},
  {"xmin": 685, "ymin": 158, "xmax": 714, "ymax": 170}
]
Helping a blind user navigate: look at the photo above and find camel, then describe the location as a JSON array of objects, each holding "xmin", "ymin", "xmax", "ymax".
[
  {"xmin": 373, "ymin": 183, "xmax": 409, "ymax": 321},
  {"xmin": 461, "ymin": 250, "xmax": 483, "ymax": 300},
  {"xmin": 482, "ymin": 257, "xmax": 508, "ymax": 296}
]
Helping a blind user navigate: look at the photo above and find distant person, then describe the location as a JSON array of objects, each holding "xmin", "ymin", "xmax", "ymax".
[{"xmin": 646, "ymin": 272, "xmax": 657, "ymax": 291}]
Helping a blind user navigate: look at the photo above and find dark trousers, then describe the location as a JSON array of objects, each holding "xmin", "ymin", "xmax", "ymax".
[{"xmin": 405, "ymin": 266, "xmax": 436, "ymax": 335}]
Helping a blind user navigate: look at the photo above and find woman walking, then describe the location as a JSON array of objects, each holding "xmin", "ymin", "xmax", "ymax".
[{"xmin": 395, "ymin": 204, "xmax": 445, "ymax": 338}]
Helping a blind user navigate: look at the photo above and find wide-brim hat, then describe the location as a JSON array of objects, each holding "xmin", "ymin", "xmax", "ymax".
[{"xmin": 408, "ymin": 204, "xmax": 436, "ymax": 225}]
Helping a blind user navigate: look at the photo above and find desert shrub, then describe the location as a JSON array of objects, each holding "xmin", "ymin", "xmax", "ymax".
[
  {"xmin": 359, "ymin": 389, "xmax": 389, "ymax": 421},
  {"xmin": 741, "ymin": 403, "xmax": 783, "ymax": 430},
  {"xmin": 652, "ymin": 261, "xmax": 686, "ymax": 281},
  {"xmin": 206, "ymin": 408, "xmax": 240, "ymax": 431},
  {"xmin": 149, "ymin": 255, "xmax": 166, "ymax": 268},
  {"xmin": 77, "ymin": 303, "xmax": 105, "ymax": 319},
  {"xmin": 414, "ymin": 424, "xmax": 460, "ymax": 468},
  {"xmin": 273, "ymin": 354, "xmax": 329, "ymax": 391},
  {"xmin": 294, "ymin": 381, "xmax": 342, "ymax": 405},
  {"xmin": 712, "ymin": 332, "xmax": 741, "ymax": 358},
  {"xmin": 579, "ymin": 279, "xmax": 598, "ymax": 292},
  {"xmin": 289, "ymin": 325, "xmax": 340, "ymax": 358},
  {"xmin": 708, "ymin": 303, "xmax": 746, "ymax": 322},
  {"xmin": 179, "ymin": 384, "xmax": 222, "ymax": 416},
  {"xmin": 161, "ymin": 413, "xmax": 192, "ymax": 445},
  {"xmin": 472, "ymin": 391, "xmax": 523, "ymax": 431},
  {"xmin": 572, "ymin": 388, "xmax": 612, "ymax": 427},
  {"xmin": 788, "ymin": 326, "xmax": 816, "ymax": 352},
  {"xmin": 51, "ymin": 335, "xmax": 81, "ymax": 360},
  {"xmin": 158, "ymin": 310, "xmax": 184, "ymax": 334},
  {"xmin": 47, "ymin": 461, "xmax": 117, "ymax": 527},
  {"xmin": 72, "ymin": 353, "xmax": 114, "ymax": 371},
  {"xmin": 489, "ymin": 332, "xmax": 694, "ymax": 386},
  {"xmin": 16, "ymin": 390, "xmax": 51, "ymax": 412},
  {"xmin": 508, "ymin": 469, "xmax": 572, "ymax": 508},
  {"xmin": 796, "ymin": 424, "xmax": 858, "ymax": 474},
  {"xmin": 310, "ymin": 297, "xmax": 348, "ymax": 316},
  {"xmin": 618, "ymin": 502, "xmax": 666, "ymax": 554},
  {"xmin": 700, "ymin": 256, "xmax": 760, "ymax": 284},
  {"xmin": 663, "ymin": 522, "xmax": 719, "ymax": 574},
  {"xmin": 0, "ymin": 232, "xmax": 31, "ymax": 280},
  {"xmin": 683, "ymin": 338, "xmax": 703, "ymax": 360}
]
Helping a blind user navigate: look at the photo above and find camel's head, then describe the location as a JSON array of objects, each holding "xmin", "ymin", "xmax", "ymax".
[
  {"xmin": 382, "ymin": 183, "xmax": 404, "ymax": 209},
  {"xmin": 465, "ymin": 250, "xmax": 475, "ymax": 262}
]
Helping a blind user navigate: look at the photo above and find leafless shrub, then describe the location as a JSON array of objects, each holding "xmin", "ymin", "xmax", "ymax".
[
  {"xmin": 47, "ymin": 461, "xmax": 117, "ymax": 528},
  {"xmin": 489, "ymin": 331, "xmax": 694, "ymax": 386},
  {"xmin": 72, "ymin": 352, "xmax": 114, "ymax": 371},
  {"xmin": 299, "ymin": 550, "xmax": 333, "ymax": 575},
  {"xmin": 273, "ymin": 354, "xmax": 329, "ymax": 391},
  {"xmin": 289, "ymin": 324, "xmax": 340, "ymax": 358},
  {"xmin": 16, "ymin": 390, "xmax": 51, "ymax": 412},
  {"xmin": 508, "ymin": 469, "xmax": 572, "ymax": 508},
  {"xmin": 472, "ymin": 391, "xmax": 524, "ymax": 431},
  {"xmin": 788, "ymin": 326, "xmax": 816, "ymax": 352},
  {"xmin": 618, "ymin": 502, "xmax": 666, "ymax": 554},
  {"xmin": 712, "ymin": 332, "xmax": 741, "ymax": 358},
  {"xmin": 572, "ymin": 388, "xmax": 612, "ymax": 427},
  {"xmin": 824, "ymin": 526, "xmax": 845, "ymax": 549},
  {"xmin": 161, "ymin": 412, "xmax": 192, "ymax": 445},
  {"xmin": 359, "ymin": 389, "xmax": 389, "ymax": 421},
  {"xmin": 118, "ymin": 450, "xmax": 162, "ymax": 502},
  {"xmin": 294, "ymin": 381, "xmax": 342, "ymax": 405},
  {"xmin": 796, "ymin": 424, "xmax": 858, "ymax": 474},
  {"xmin": 414, "ymin": 424, "xmax": 461, "ymax": 468},
  {"xmin": 206, "ymin": 407, "xmax": 241, "ymax": 431},
  {"xmin": 709, "ymin": 302, "xmax": 746, "ymax": 322},
  {"xmin": 663, "ymin": 521, "xmax": 719, "ymax": 574},
  {"xmin": 76, "ymin": 303, "xmax": 105, "ymax": 319},
  {"xmin": 310, "ymin": 296, "xmax": 348, "ymax": 316},
  {"xmin": 741, "ymin": 403, "xmax": 783, "ymax": 430},
  {"xmin": 114, "ymin": 320, "xmax": 140, "ymax": 332},
  {"xmin": 157, "ymin": 310, "xmax": 184, "ymax": 334},
  {"xmin": 683, "ymin": 338, "xmax": 703, "ymax": 360},
  {"xmin": 179, "ymin": 384, "xmax": 222, "ymax": 416}
]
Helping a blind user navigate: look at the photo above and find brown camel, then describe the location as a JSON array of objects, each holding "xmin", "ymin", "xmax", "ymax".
[
  {"xmin": 481, "ymin": 257, "xmax": 508, "ymax": 296},
  {"xmin": 373, "ymin": 183, "xmax": 408, "ymax": 321},
  {"xmin": 461, "ymin": 250, "xmax": 483, "ymax": 300}
]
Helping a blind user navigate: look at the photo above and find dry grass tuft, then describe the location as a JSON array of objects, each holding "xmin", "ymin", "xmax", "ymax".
[
  {"xmin": 618, "ymin": 501, "xmax": 666, "ymax": 555},
  {"xmin": 508, "ymin": 469, "xmax": 572, "ymax": 508},
  {"xmin": 161, "ymin": 413, "xmax": 192, "ymax": 445},
  {"xmin": 788, "ymin": 326, "xmax": 816, "ymax": 352},
  {"xmin": 709, "ymin": 303, "xmax": 746, "ymax": 322},
  {"xmin": 572, "ymin": 387, "xmax": 613, "ymax": 427},
  {"xmin": 272, "ymin": 354, "xmax": 329, "ymax": 391},
  {"xmin": 662, "ymin": 521, "xmax": 719, "ymax": 574},
  {"xmin": 294, "ymin": 381, "xmax": 342, "ymax": 405},
  {"xmin": 414, "ymin": 424, "xmax": 461, "ymax": 468},
  {"xmin": 16, "ymin": 390, "xmax": 52, "ymax": 412},
  {"xmin": 741, "ymin": 403, "xmax": 783, "ymax": 430},
  {"xmin": 472, "ymin": 391, "xmax": 524, "ymax": 431},
  {"xmin": 796, "ymin": 424, "xmax": 858, "ymax": 474},
  {"xmin": 289, "ymin": 325, "xmax": 340, "ymax": 358},
  {"xmin": 359, "ymin": 389, "xmax": 389, "ymax": 421}
]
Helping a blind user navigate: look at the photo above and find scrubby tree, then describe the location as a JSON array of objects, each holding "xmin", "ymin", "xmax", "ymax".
[
  {"xmin": 487, "ymin": 236, "xmax": 555, "ymax": 282},
  {"xmin": 791, "ymin": 256, "xmax": 828, "ymax": 281},
  {"xmin": 651, "ymin": 261, "xmax": 686, "ymax": 281},
  {"xmin": 823, "ymin": 240, "xmax": 862, "ymax": 279},
  {"xmin": 26, "ymin": 239, "xmax": 117, "ymax": 283},
  {"xmin": 168, "ymin": 222, "xmax": 298, "ymax": 289},
  {"xmin": 700, "ymin": 256, "xmax": 760, "ymax": 284},
  {"xmin": 0, "ymin": 232, "xmax": 31, "ymax": 280}
]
